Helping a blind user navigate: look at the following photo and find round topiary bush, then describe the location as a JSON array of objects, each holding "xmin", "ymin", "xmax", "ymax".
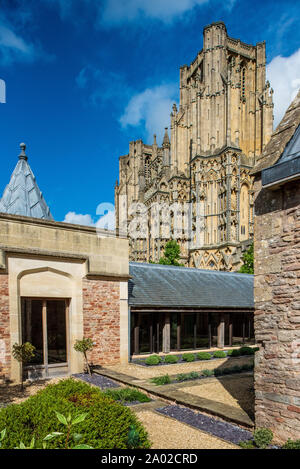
[
  {"xmin": 145, "ymin": 355, "xmax": 161, "ymax": 366},
  {"xmin": 197, "ymin": 352, "xmax": 212, "ymax": 361},
  {"xmin": 282, "ymin": 439, "xmax": 300, "ymax": 449},
  {"xmin": 213, "ymin": 351, "xmax": 227, "ymax": 359},
  {"xmin": 0, "ymin": 379, "xmax": 150, "ymax": 449},
  {"xmin": 164, "ymin": 355, "xmax": 179, "ymax": 364},
  {"xmin": 230, "ymin": 349, "xmax": 241, "ymax": 357},
  {"xmin": 181, "ymin": 353, "xmax": 196, "ymax": 362}
]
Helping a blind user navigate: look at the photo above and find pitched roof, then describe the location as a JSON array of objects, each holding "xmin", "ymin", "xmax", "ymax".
[
  {"xmin": 252, "ymin": 89, "xmax": 300, "ymax": 175},
  {"xmin": 0, "ymin": 143, "xmax": 53, "ymax": 220},
  {"xmin": 129, "ymin": 262, "xmax": 254, "ymax": 309}
]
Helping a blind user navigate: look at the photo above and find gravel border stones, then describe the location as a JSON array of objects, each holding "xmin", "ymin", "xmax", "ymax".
[
  {"xmin": 73, "ymin": 373, "xmax": 120, "ymax": 389},
  {"xmin": 156, "ymin": 405, "xmax": 253, "ymax": 445}
]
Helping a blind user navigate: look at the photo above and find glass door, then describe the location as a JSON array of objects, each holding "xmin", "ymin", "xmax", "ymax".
[{"xmin": 21, "ymin": 298, "xmax": 69, "ymax": 377}]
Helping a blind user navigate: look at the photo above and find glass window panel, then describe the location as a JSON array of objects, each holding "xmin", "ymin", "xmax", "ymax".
[
  {"xmin": 139, "ymin": 313, "xmax": 152, "ymax": 354},
  {"xmin": 46, "ymin": 300, "xmax": 67, "ymax": 364},
  {"xmin": 196, "ymin": 313, "xmax": 209, "ymax": 348},
  {"xmin": 21, "ymin": 299, "xmax": 43, "ymax": 365},
  {"xmin": 170, "ymin": 313, "xmax": 178, "ymax": 350}
]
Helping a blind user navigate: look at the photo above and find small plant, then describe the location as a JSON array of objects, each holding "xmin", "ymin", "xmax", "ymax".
[
  {"xmin": 176, "ymin": 371, "xmax": 199, "ymax": 382},
  {"xmin": 239, "ymin": 440, "xmax": 255, "ymax": 449},
  {"xmin": 197, "ymin": 352, "xmax": 212, "ymax": 361},
  {"xmin": 127, "ymin": 425, "xmax": 141, "ymax": 449},
  {"xmin": 45, "ymin": 411, "xmax": 93, "ymax": 449},
  {"xmin": 145, "ymin": 355, "xmax": 161, "ymax": 366},
  {"xmin": 213, "ymin": 351, "xmax": 226, "ymax": 359},
  {"xmin": 74, "ymin": 338, "xmax": 94, "ymax": 376},
  {"xmin": 230, "ymin": 349, "xmax": 241, "ymax": 357},
  {"xmin": 202, "ymin": 369, "xmax": 214, "ymax": 377},
  {"xmin": 239, "ymin": 346, "xmax": 255, "ymax": 356},
  {"xmin": 282, "ymin": 439, "xmax": 300, "ymax": 449},
  {"xmin": 164, "ymin": 355, "xmax": 179, "ymax": 364},
  {"xmin": 253, "ymin": 428, "xmax": 273, "ymax": 449},
  {"xmin": 150, "ymin": 374, "xmax": 171, "ymax": 386},
  {"xmin": 12, "ymin": 342, "xmax": 36, "ymax": 391},
  {"xmin": 182, "ymin": 353, "xmax": 195, "ymax": 362}
]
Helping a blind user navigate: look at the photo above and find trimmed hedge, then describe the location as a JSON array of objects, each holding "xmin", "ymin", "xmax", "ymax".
[
  {"xmin": 145, "ymin": 355, "xmax": 161, "ymax": 366},
  {"xmin": 213, "ymin": 351, "xmax": 227, "ymax": 359},
  {"xmin": 197, "ymin": 352, "xmax": 212, "ymax": 361},
  {"xmin": 181, "ymin": 353, "xmax": 196, "ymax": 362},
  {"xmin": 164, "ymin": 355, "xmax": 179, "ymax": 364},
  {"xmin": 0, "ymin": 379, "xmax": 150, "ymax": 449}
]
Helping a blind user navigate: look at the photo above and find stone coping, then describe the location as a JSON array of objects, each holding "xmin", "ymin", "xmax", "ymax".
[{"xmin": 95, "ymin": 368, "xmax": 254, "ymax": 428}]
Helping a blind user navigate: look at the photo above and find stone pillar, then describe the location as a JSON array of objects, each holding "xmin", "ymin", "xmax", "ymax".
[
  {"xmin": 163, "ymin": 313, "xmax": 171, "ymax": 353},
  {"xmin": 217, "ymin": 313, "xmax": 225, "ymax": 348}
]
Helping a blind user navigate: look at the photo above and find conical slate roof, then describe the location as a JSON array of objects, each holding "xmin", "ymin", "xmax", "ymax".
[{"xmin": 0, "ymin": 143, "xmax": 53, "ymax": 220}]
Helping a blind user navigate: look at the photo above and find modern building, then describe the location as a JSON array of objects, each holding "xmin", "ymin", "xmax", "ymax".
[
  {"xmin": 115, "ymin": 21, "xmax": 274, "ymax": 271},
  {"xmin": 252, "ymin": 89, "xmax": 300, "ymax": 443},
  {"xmin": 0, "ymin": 143, "xmax": 254, "ymax": 383}
]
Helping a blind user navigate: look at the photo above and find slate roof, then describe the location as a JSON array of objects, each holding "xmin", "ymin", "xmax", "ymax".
[
  {"xmin": 129, "ymin": 262, "xmax": 254, "ymax": 309},
  {"xmin": 0, "ymin": 144, "xmax": 53, "ymax": 220},
  {"xmin": 252, "ymin": 89, "xmax": 300, "ymax": 175}
]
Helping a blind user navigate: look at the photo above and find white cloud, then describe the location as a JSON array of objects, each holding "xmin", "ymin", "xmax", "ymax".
[
  {"xmin": 44, "ymin": 0, "xmax": 236, "ymax": 26},
  {"xmin": 101, "ymin": 0, "xmax": 209, "ymax": 25},
  {"xmin": 267, "ymin": 48, "xmax": 300, "ymax": 128},
  {"xmin": 0, "ymin": 22, "xmax": 36, "ymax": 65},
  {"xmin": 63, "ymin": 211, "xmax": 95, "ymax": 226},
  {"xmin": 63, "ymin": 210, "xmax": 116, "ymax": 230},
  {"xmin": 120, "ymin": 83, "xmax": 178, "ymax": 143}
]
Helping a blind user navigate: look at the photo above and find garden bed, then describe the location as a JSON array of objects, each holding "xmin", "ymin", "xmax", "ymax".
[
  {"xmin": 133, "ymin": 347, "xmax": 258, "ymax": 367},
  {"xmin": 150, "ymin": 363, "xmax": 254, "ymax": 386},
  {"xmin": 0, "ymin": 378, "xmax": 151, "ymax": 449}
]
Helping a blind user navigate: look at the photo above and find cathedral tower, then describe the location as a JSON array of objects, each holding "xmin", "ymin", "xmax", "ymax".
[{"xmin": 115, "ymin": 22, "xmax": 273, "ymax": 271}]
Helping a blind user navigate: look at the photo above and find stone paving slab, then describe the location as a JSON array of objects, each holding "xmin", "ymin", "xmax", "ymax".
[{"xmin": 95, "ymin": 368, "xmax": 254, "ymax": 428}]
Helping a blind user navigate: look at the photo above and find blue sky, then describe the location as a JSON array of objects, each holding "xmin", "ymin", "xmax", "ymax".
[{"xmin": 0, "ymin": 0, "xmax": 299, "ymax": 226}]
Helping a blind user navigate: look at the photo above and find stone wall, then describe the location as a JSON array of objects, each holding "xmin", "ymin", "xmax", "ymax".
[
  {"xmin": 254, "ymin": 178, "xmax": 300, "ymax": 443},
  {"xmin": 0, "ymin": 274, "xmax": 10, "ymax": 380},
  {"xmin": 82, "ymin": 278, "xmax": 121, "ymax": 365}
]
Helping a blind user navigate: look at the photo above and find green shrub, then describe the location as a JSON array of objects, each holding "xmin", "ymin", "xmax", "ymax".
[
  {"xmin": 150, "ymin": 375, "xmax": 171, "ymax": 386},
  {"xmin": 145, "ymin": 355, "xmax": 161, "ymax": 366},
  {"xmin": 0, "ymin": 379, "xmax": 150, "ymax": 449},
  {"xmin": 253, "ymin": 347, "xmax": 259, "ymax": 352},
  {"xmin": 253, "ymin": 428, "xmax": 273, "ymax": 449},
  {"xmin": 230, "ymin": 349, "xmax": 241, "ymax": 357},
  {"xmin": 164, "ymin": 355, "xmax": 179, "ymax": 364},
  {"xmin": 239, "ymin": 346, "xmax": 255, "ymax": 356},
  {"xmin": 239, "ymin": 440, "xmax": 255, "ymax": 449},
  {"xmin": 103, "ymin": 388, "xmax": 151, "ymax": 403},
  {"xmin": 202, "ymin": 369, "xmax": 214, "ymax": 377},
  {"xmin": 197, "ymin": 352, "xmax": 212, "ymax": 361},
  {"xmin": 214, "ymin": 368, "xmax": 224, "ymax": 377},
  {"xmin": 181, "ymin": 353, "xmax": 196, "ymax": 362},
  {"xmin": 282, "ymin": 439, "xmax": 300, "ymax": 449},
  {"xmin": 176, "ymin": 372, "xmax": 199, "ymax": 382},
  {"xmin": 213, "ymin": 351, "xmax": 226, "ymax": 359}
]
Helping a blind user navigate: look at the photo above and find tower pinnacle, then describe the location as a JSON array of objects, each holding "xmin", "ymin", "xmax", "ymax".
[{"xmin": 19, "ymin": 143, "xmax": 27, "ymax": 161}]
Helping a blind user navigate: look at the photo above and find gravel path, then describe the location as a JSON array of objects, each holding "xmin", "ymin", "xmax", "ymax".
[
  {"xmin": 135, "ymin": 410, "xmax": 238, "ymax": 449},
  {"xmin": 157, "ymin": 405, "xmax": 253, "ymax": 446},
  {"xmin": 73, "ymin": 373, "xmax": 120, "ymax": 389},
  {"xmin": 106, "ymin": 356, "xmax": 253, "ymax": 380}
]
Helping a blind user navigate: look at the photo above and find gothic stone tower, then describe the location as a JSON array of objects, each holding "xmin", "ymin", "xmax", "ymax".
[{"xmin": 115, "ymin": 21, "xmax": 274, "ymax": 270}]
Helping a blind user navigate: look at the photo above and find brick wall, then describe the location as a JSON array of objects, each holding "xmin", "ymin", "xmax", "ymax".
[
  {"xmin": 0, "ymin": 274, "xmax": 10, "ymax": 381},
  {"xmin": 254, "ymin": 179, "xmax": 300, "ymax": 443},
  {"xmin": 82, "ymin": 278, "xmax": 120, "ymax": 366}
]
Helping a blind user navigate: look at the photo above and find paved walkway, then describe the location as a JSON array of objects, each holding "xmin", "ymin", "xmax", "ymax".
[{"xmin": 95, "ymin": 366, "xmax": 254, "ymax": 428}]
